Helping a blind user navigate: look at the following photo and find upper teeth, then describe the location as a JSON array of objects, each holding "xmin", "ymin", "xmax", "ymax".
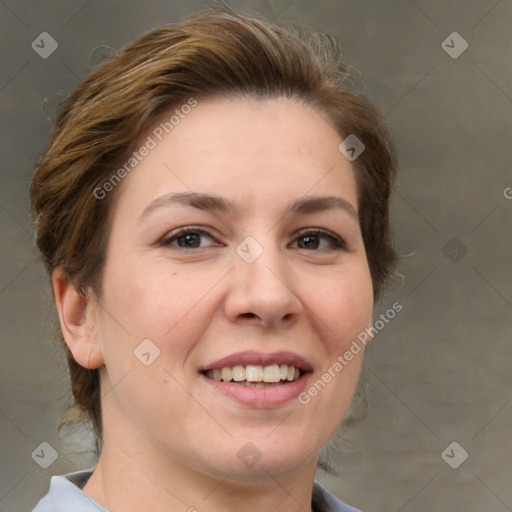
[{"xmin": 206, "ymin": 364, "xmax": 300, "ymax": 383}]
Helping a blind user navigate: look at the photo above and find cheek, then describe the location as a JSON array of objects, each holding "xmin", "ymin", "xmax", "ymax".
[
  {"xmin": 97, "ymin": 258, "xmax": 225, "ymax": 388},
  {"xmin": 296, "ymin": 264, "xmax": 371, "ymax": 436},
  {"xmin": 95, "ymin": 261, "xmax": 217, "ymax": 427},
  {"xmin": 300, "ymin": 260, "xmax": 373, "ymax": 349},
  {"xmin": 301, "ymin": 270, "xmax": 369, "ymax": 379},
  {"xmin": 102, "ymin": 257, "xmax": 216, "ymax": 336}
]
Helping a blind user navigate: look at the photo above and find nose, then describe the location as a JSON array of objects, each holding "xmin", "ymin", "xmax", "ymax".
[{"xmin": 223, "ymin": 240, "xmax": 303, "ymax": 329}]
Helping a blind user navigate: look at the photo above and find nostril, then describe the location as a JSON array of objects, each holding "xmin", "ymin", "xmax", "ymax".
[{"xmin": 241, "ymin": 312, "xmax": 257, "ymax": 319}]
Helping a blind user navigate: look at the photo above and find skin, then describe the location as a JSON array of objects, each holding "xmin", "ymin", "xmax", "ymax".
[{"xmin": 53, "ymin": 96, "xmax": 374, "ymax": 512}]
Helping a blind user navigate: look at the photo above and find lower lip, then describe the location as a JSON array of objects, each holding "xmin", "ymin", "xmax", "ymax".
[{"xmin": 200, "ymin": 373, "xmax": 310, "ymax": 408}]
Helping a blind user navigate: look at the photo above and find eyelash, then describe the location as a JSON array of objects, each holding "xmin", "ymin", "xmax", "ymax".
[
  {"xmin": 160, "ymin": 226, "xmax": 346, "ymax": 251},
  {"xmin": 292, "ymin": 228, "xmax": 346, "ymax": 250}
]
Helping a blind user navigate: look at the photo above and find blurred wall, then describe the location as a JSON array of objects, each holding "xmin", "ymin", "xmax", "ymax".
[{"xmin": 1, "ymin": 1, "xmax": 510, "ymax": 511}]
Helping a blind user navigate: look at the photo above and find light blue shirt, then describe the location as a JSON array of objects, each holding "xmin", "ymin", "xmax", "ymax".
[{"xmin": 32, "ymin": 469, "xmax": 361, "ymax": 512}]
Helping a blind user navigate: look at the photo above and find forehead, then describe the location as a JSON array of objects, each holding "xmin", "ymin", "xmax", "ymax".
[{"xmin": 116, "ymin": 96, "xmax": 358, "ymax": 216}]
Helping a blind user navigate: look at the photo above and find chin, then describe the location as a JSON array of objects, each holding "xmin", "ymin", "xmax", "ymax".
[{"xmin": 195, "ymin": 433, "xmax": 319, "ymax": 480}]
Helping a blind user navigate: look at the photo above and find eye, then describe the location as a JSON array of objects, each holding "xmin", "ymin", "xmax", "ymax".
[
  {"xmin": 160, "ymin": 227, "xmax": 219, "ymax": 249},
  {"xmin": 292, "ymin": 229, "xmax": 346, "ymax": 250}
]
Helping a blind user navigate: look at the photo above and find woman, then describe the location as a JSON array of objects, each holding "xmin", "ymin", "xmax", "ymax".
[{"xmin": 30, "ymin": 7, "xmax": 397, "ymax": 512}]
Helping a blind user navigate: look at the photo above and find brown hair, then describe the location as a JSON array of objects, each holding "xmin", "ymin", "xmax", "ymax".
[{"xmin": 30, "ymin": 7, "xmax": 397, "ymax": 452}]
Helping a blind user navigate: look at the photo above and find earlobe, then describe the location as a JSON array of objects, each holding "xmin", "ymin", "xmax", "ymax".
[{"xmin": 51, "ymin": 267, "xmax": 104, "ymax": 369}]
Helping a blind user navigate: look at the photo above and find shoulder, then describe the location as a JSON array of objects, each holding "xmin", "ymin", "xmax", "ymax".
[
  {"xmin": 32, "ymin": 470, "xmax": 108, "ymax": 512},
  {"xmin": 312, "ymin": 482, "xmax": 361, "ymax": 512}
]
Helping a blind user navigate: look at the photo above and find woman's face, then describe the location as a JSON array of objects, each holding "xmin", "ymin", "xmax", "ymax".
[{"xmin": 93, "ymin": 96, "xmax": 373, "ymax": 479}]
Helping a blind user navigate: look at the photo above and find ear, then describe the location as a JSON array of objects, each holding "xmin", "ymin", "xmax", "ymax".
[{"xmin": 51, "ymin": 267, "xmax": 104, "ymax": 369}]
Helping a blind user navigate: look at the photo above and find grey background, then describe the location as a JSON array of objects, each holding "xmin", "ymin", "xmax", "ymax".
[{"xmin": 1, "ymin": 1, "xmax": 511, "ymax": 511}]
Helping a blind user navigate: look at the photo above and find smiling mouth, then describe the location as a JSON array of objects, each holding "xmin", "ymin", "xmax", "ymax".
[{"xmin": 202, "ymin": 364, "xmax": 305, "ymax": 388}]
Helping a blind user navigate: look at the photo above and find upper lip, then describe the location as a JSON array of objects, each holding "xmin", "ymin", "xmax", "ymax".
[{"xmin": 199, "ymin": 350, "xmax": 313, "ymax": 372}]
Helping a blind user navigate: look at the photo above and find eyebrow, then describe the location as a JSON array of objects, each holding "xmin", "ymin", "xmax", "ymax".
[
  {"xmin": 138, "ymin": 192, "xmax": 358, "ymax": 221},
  {"xmin": 289, "ymin": 195, "xmax": 358, "ymax": 219}
]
